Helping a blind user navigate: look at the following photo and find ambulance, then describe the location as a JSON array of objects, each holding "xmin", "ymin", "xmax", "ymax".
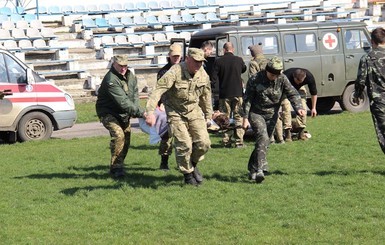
[
  {"xmin": 0, "ymin": 49, "xmax": 77, "ymax": 142},
  {"xmin": 189, "ymin": 21, "xmax": 371, "ymax": 113}
]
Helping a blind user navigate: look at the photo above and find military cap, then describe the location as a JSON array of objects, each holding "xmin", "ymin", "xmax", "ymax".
[
  {"xmin": 169, "ymin": 43, "xmax": 182, "ymax": 56},
  {"xmin": 265, "ymin": 56, "xmax": 283, "ymax": 75},
  {"xmin": 248, "ymin": 44, "xmax": 263, "ymax": 56},
  {"xmin": 113, "ymin": 55, "xmax": 129, "ymax": 66},
  {"xmin": 188, "ymin": 48, "xmax": 206, "ymax": 62}
]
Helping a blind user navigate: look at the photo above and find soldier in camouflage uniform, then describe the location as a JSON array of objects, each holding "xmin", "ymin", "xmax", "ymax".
[
  {"xmin": 146, "ymin": 48, "xmax": 212, "ymax": 186},
  {"xmin": 248, "ymin": 43, "xmax": 268, "ymax": 78},
  {"xmin": 96, "ymin": 55, "xmax": 145, "ymax": 178},
  {"xmin": 156, "ymin": 43, "xmax": 183, "ymax": 171},
  {"xmin": 354, "ymin": 27, "xmax": 385, "ymax": 154},
  {"xmin": 243, "ymin": 57, "xmax": 306, "ymax": 183}
]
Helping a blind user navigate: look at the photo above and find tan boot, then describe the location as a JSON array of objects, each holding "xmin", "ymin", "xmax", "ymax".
[
  {"xmin": 298, "ymin": 128, "xmax": 308, "ymax": 140},
  {"xmin": 284, "ymin": 128, "xmax": 292, "ymax": 142}
]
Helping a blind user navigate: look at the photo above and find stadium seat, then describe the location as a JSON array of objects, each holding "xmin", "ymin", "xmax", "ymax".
[
  {"xmin": 1, "ymin": 21, "xmax": 14, "ymax": 30},
  {"xmin": 194, "ymin": 13, "xmax": 207, "ymax": 22},
  {"xmin": 11, "ymin": 28, "xmax": 27, "ymax": 40},
  {"xmin": 0, "ymin": 14, "xmax": 8, "ymax": 22},
  {"xmin": 101, "ymin": 35, "xmax": 116, "ymax": 47},
  {"xmin": 206, "ymin": 12, "xmax": 220, "ymax": 21},
  {"xmin": 124, "ymin": 2, "xmax": 136, "ymax": 11},
  {"xmin": 159, "ymin": 0, "xmax": 171, "ymax": 9},
  {"xmin": 32, "ymin": 39, "xmax": 48, "ymax": 48},
  {"xmin": 158, "ymin": 15, "xmax": 171, "ymax": 24},
  {"xmin": 14, "ymin": 6, "xmax": 25, "ymax": 14},
  {"xmin": 0, "ymin": 7, "xmax": 12, "ymax": 16},
  {"xmin": 95, "ymin": 18, "xmax": 109, "ymax": 28},
  {"xmin": 61, "ymin": 5, "xmax": 73, "ymax": 15},
  {"xmin": 30, "ymin": 20, "xmax": 43, "ymax": 30},
  {"xmin": 148, "ymin": 1, "xmax": 161, "ymax": 10},
  {"xmin": 181, "ymin": 14, "xmax": 195, "ymax": 23},
  {"xmin": 111, "ymin": 3, "xmax": 124, "ymax": 12},
  {"xmin": 154, "ymin": 33, "xmax": 168, "ymax": 43},
  {"xmin": 47, "ymin": 5, "xmax": 61, "ymax": 15},
  {"xmin": 146, "ymin": 15, "xmax": 160, "ymax": 25},
  {"xmin": 37, "ymin": 6, "xmax": 47, "ymax": 15},
  {"xmin": 133, "ymin": 16, "xmax": 147, "ymax": 25},
  {"xmin": 18, "ymin": 39, "xmax": 35, "ymax": 50},
  {"xmin": 0, "ymin": 29, "xmax": 12, "ymax": 40},
  {"xmin": 107, "ymin": 17, "xmax": 123, "ymax": 28},
  {"xmin": 73, "ymin": 5, "xmax": 86, "ymax": 14},
  {"xmin": 136, "ymin": 2, "xmax": 148, "ymax": 11},
  {"xmin": 86, "ymin": 4, "xmax": 98, "ymax": 14},
  {"xmin": 114, "ymin": 35, "xmax": 129, "ymax": 45},
  {"xmin": 170, "ymin": 14, "xmax": 183, "ymax": 24},
  {"xmin": 141, "ymin": 33, "xmax": 156, "ymax": 45},
  {"xmin": 40, "ymin": 28, "xmax": 57, "ymax": 39},
  {"xmin": 121, "ymin": 16, "xmax": 133, "ymax": 26},
  {"xmin": 10, "ymin": 14, "xmax": 22, "ymax": 23},
  {"xmin": 99, "ymin": 4, "xmax": 111, "ymax": 13},
  {"xmin": 23, "ymin": 14, "xmax": 36, "ymax": 22},
  {"xmin": 3, "ymin": 40, "xmax": 19, "ymax": 50},
  {"xmin": 171, "ymin": 0, "xmax": 184, "ymax": 9},
  {"xmin": 15, "ymin": 20, "xmax": 29, "ymax": 30},
  {"xmin": 26, "ymin": 28, "xmax": 42, "ymax": 39},
  {"xmin": 127, "ymin": 34, "xmax": 143, "ymax": 46},
  {"xmin": 82, "ymin": 18, "xmax": 97, "ymax": 30}
]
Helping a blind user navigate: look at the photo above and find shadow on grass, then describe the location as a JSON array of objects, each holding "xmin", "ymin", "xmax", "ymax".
[
  {"xmin": 314, "ymin": 170, "xmax": 385, "ymax": 176},
  {"xmin": 204, "ymin": 170, "xmax": 288, "ymax": 183}
]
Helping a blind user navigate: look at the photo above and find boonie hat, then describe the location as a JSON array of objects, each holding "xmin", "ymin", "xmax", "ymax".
[
  {"xmin": 248, "ymin": 44, "xmax": 263, "ymax": 56},
  {"xmin": 169, "ymin": 43, "xmax": 182, "ymax": 56},
  {"xmin": 114, "ymin": 55, "xmax": 129, "ymax": 66},
  {"xmin": 188, "ymin": 48, "xmax": 206, "ymax": 62},
  {"xmin": 266, "ymin": 56, "xmax": 283, "ymax": 75}
]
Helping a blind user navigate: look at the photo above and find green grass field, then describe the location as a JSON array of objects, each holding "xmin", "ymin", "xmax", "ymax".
[{"xmin": 2, "ymin": 109, "xmax": 385, "ymax": 244}]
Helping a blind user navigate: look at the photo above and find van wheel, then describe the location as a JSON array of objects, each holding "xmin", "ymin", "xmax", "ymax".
[
  {"xmin": 340, "ymin": 84, "xmax": 369, "ymax": 113},
  {"xmin": 309, "ymin": 98, "xmax": 335, "ymax": 114},
  {"xmin": 17, "ymin": 112, "xmax": 53, "ymax": 142}
]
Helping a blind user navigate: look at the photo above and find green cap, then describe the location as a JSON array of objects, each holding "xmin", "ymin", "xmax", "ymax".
[
  {"xmin": 188, "ymin": 48, "xmax": 206, "ymax": 62},
  {"xmin": 114, "ymin": 55, "xmax": 129, "ymax": 66},
  {"xmin": 266, "ymin": 56, "xmax": 283, "ymax": 75}
]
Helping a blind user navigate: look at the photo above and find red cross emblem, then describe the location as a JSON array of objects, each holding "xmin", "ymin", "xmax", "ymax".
[{"xmin": 322, "ymin": 33, "xmax": 338, "ymax": 50}]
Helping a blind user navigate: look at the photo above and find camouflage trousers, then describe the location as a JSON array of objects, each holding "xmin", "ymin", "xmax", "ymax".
[
  {"xmin": 169, "ymin": 116, "xmax": 211, "ymax": 174},
  {"xmin": 100, "ymin": 114, "xmax": 131, "ymax": 170},
  {"xmin": 248, "ymin": 112, "xmax": 278, "ymax": 172},
  {"xmin": 281, "ymin": 87, "xmax": 308, "ymax": 129},
  {"xmin": 159, "ymin": 130, "xmax": 173, "ymax": 156},
  {"xmin": 370, "ymin": 99, "xmax": 385, "ymax": 154},
  {"xmin": 219, "ymin": 97, "xmax": 245, "ymax": 146}
]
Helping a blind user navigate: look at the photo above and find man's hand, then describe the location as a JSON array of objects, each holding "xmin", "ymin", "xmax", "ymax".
[
  {"xmin": 352, "ymin": 96, "xmax": 360, "ymax": 105},
  {"xmin": 242, "ymin": 118, "xmax": 250, "ymax": 129},
  {"xmin": 145, "ymin": 113, "xmax": 156, "ymax": 127},
  {"xmin": 206, "ymin": 119, "xmax": 212, "ymax": 127},
  {"xmin": 310, "ymin": 108, "xmax": 317, "ymax": 118},
  {"xmin": 298, "ymin": 109, "xmax": 306, "ymax": 117}
]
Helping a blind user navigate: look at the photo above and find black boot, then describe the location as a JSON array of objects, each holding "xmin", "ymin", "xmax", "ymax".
[
  {"xmin": 159, "ymin": 155, "xmax": 169, "ymax": 170},
  {"xmin": 192, "ymin": 162, "xmax": 203, "ymax": 183},
  {"xmin": 184, "ymin": 173, "xmax": 198, "ymax": 186}
]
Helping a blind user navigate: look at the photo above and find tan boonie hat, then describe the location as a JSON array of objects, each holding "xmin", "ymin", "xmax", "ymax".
[
  {"xmin": 114, "ymin": 55, "xmax": 129, "ymax": 66},
  {"xmin": 266, "ymin": 56, "xmax": 283, "ymax": 75},
  {"xmin": 169, "ymin": 43, "xmax": 182, "ymax": 56},
  {"xmin": 188, "ymin": 48, "xmax": 206, "ymax": 62},
  {"xmin": 248, "ymin": 44, "xmax": 263, "ymax": 56}
]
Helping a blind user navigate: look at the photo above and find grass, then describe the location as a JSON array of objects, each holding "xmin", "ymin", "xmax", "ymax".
[{"xmin": 2, "ymin": 110, "xmax": 385, "ymax": 244}]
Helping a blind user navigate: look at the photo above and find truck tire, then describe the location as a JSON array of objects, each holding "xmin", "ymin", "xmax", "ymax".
[
  {"xmin": 17, "ymin": 112, "xmax": 53, "ymax": 142},
  {"xmin": 340, "ymin": 84, "xmax": 369, "ymax": 113}
]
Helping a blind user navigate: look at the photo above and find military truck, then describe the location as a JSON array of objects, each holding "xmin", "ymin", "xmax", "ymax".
[{"xmin": 189, "ymin": 21, "xmax": 371, "ymax": 113}]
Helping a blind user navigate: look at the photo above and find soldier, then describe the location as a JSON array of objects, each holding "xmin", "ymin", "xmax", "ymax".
[
  {"xmin": 243, "ymin": 57, "xmax": 306, "ymax": 183},
  {"xmin": 145, "ymin": 48, "xmax": 212, "ymax": 186},
  {"xmin": 354, "ymin": 27, "xmax": 385, "ymax": 154},
  {"xmin": 96, "ymin": 55, "xmax": 146, "ymax": 178},
  {"xmin": 248, "ymin": 43, "xmax": 268, "ymax": 78},
  {"xmin": 156, "ymin": 43, "xmax": 183, "ymax": 171}
]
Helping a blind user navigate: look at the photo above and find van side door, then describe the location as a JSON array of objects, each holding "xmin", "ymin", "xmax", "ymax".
[
  {"xmin": 343, "ymin": 28, "xmax": 370, "ymax": 82},
  {"xmin": 0, "ymin": 52, "xmax": 33, "ymax": 128},
  {"xmin": 317, "ymin": 29, "xmax": 345, "ymax": 97}
]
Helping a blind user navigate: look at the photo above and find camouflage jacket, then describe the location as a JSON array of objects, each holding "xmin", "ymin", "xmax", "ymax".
[
  {"xmin": 146, "ymin": 62, "xmax": 212, "ymax": 120},
  {"xmin": 248, "ymin": 54, "xmax": 268, "ymax": 78},
  {"xmin": 243, "ymin": 71, "xmax": 303, "ymax": 117},
  {"xmin": 96, "ymin": 67, "xmax": 144, "ymax": 120},
  {"xmin": 355, "ymin": 46, "xmax": 385, "ymax": 101}
]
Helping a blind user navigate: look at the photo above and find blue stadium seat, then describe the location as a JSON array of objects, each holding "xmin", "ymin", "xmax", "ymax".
[
  {"xmin": 0, "ymin": 7, "xmax": 12, "ymax": 16},
  {"xmin": 10, "ymin": 14, "xmax": 22, "ymax": 23},
  {"xmin": 73, "ymin": 5, "xmax": 86, "ymax": 14},
  {"xmin": 23, "ymin": 14, "xmax": 37, "ymax": 23},
  {"xmin": 48, "ymin": 5, "xmax": 61, "ymax": 15},
  {"xmin": 82, "ymin": 18, "xmax": 97, "ymax": 30},
  {"xmin": 61, "ymin": 5, "xmax": 73, "ymax": 15},
  {"xmin": 136, "ymin": 2, "xmax": 148, "ymax": 11},
  {"xmin": 124, "ymin": 2, "xmax": 136, "ymax": 11},
  {"xmin": 95, "ymin": 18, "xmax": 109, "ymax": 28},
  {"xmin": 121, "ymin": 16, "xmax": 133, "ymax": 26},
  {"xmin": 107, "ymin": 17, "xmax": 123, "ymax": 28}
]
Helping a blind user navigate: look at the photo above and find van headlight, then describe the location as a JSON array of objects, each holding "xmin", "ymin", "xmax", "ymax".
[{"xmin": 64, "ymin": 93, "xmax": 75, "ymax": 107}]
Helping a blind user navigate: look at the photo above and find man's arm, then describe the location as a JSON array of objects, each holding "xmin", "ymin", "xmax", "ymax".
[
  {"xmin": 283, "ymin": 76, "xmax": 305, "ymax": 116},
  {"xmin": 353, "ymin": 55, "xmax": 368, "ymax": 104},
  {"xmin": 310, "ymin": 95, "xmax": 317, "ymax": 117}
]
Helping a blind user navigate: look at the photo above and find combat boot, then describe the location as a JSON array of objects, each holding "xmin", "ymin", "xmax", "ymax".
[
  {"xmin": 192, "ymin": 162, "xmax": 203, "ymax": 183},
  {"xmin": 255, "ymin": 170, "xmax": 265, "ymax": 184},
  {"xmin": 298, "ymin": 128, "xmax": 308, "ymax": 141},
  {"xmin": 284, "ymin": 128, "xmax": 292, "ymax": 142},
  {"xmin": 184, "ymin": 173, "xmax": 199, "ymax": 186},
  {"xmin": 159, "ymin": 155, "xmax": 169, "ymax": 171}
]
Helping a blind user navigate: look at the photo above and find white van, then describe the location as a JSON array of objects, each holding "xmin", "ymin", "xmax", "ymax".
[{"xmin": 0, "ymin": 49, "xmax": 77, "ymax": 142}]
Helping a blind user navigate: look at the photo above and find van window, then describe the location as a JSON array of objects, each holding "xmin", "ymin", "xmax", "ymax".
[
  {"xmin": 345, "ymin": 29, "xmax": 370, "ymax": 50},
  {"xmin": 284, "ymin": 33, "xmax": 316, "ymax": 53},
  {"xmin": 1, "ymin": 53, "xmax": 26, "ymax": 84},
  {"xmin": 241, "ymin": 35, "xmax": 278, "ymax": 55}
]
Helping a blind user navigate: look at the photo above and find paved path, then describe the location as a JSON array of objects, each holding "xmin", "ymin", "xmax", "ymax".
[{"xmin": 51, "ymin": 118, "xmax": 141, "ymax": 140}]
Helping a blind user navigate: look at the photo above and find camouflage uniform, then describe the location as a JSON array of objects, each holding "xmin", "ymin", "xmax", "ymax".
[
  {"xmin": 146, "ymin": 62, "xmax": 212, "ymax": 174},
  {"xmin": 354, "ymin": 46, "xmax": 385, "ymax": 154},
  {"xmin": 243, "ymin": 67, "xmax": 303, "ymax": 175},
  {"xmin": 96, "ymin": 62, "xmax": 144, "ymax": 171},
  {"xmin": 248, "ymin": 54, "xmax": 268, "ymax": 78}
]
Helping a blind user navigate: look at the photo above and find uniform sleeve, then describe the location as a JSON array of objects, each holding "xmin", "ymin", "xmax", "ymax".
[
  {"xmin": 243, "ymin": 76, "xmax": 256, "ymax": 118},
  {"xmin": 283, "ymin": 76, "xmax": 304, "ymax": 114},
  {"xmin": 199, "ymin": 76, "xmax": 213, "ymax": 120},
  {"xmin": 354, "ymin": 55, "xmax": 368, "ymax": 98},
  {"xmin": 248, "ymin": 61, "xmax": 259, "ymax": 78},
  {"xmin": 146, "ymin": 68, "xmax": 176, "ymax": 115},
  {"xmin": 107, "ymin": 76, "xmax": 143, "ymax": 117}
]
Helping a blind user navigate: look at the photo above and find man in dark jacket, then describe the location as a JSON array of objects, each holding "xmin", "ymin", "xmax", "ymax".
[
  {"xmin": 96, "ymin": 55, "xmax": 145, "ymax": 178},
  {"xmin": 211, "ymin": 42, "xmax": 247, "ymax": 148}
]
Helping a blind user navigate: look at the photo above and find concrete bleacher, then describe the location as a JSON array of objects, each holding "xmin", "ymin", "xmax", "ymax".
[{"xmin": 0, "ymin": 0, "xmax": 380, "ymax": 101}]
